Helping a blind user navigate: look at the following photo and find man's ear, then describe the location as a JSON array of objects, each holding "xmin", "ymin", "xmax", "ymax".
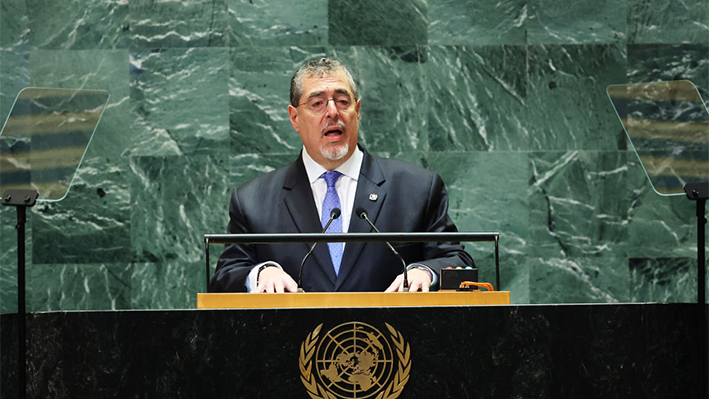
[{"xmin": 288, "ymin": 105, "xmax": 300, "ymax": 132}]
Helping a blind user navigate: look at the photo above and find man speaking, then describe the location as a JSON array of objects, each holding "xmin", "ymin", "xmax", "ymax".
[{"xmin": 211, "ymin": 58, "xmax": 474, "ymax": 293}]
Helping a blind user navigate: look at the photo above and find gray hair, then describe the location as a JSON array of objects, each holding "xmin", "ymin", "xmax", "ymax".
[{"xmin": 290, "ymin": 58, "xmax": 359, "ymax": 107}]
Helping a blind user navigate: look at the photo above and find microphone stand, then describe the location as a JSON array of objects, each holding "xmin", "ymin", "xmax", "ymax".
[
  {"xmin": 357, "ymin": 210, "xmax": 409, "ymax": 292},
  {"xmin": 298, "ymin": 208, "xmax": 341, "ymax": 292}
]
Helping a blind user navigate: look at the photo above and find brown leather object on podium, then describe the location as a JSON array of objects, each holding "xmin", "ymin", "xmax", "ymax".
[{"xmin": 197, "ymin": 291, "xmax": 510, "ymax": 309}]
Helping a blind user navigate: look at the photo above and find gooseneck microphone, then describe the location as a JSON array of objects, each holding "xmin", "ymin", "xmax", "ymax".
[
  {"xmin": 355, "ymin": 207, "xmax": 409, "ymax": 292},
  {"xmin": 297, "ymin": 207, "xmax": 341, "ymax": 292}
]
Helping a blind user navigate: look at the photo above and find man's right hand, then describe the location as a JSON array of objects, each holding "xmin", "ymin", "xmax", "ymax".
[{"xmin": 255, "ymin": 267, "xmax": 298, "ymax": 293}]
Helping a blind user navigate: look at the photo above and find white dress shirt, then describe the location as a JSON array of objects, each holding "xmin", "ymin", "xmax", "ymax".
[{"xmin": 246, "ymin": 147, "xmax": 363, "ymax": 291}]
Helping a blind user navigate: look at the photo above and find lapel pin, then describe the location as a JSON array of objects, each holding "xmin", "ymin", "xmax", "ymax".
[{"xmin": 369, "ymin": 193, "xmax": 378, "ymax": 201}]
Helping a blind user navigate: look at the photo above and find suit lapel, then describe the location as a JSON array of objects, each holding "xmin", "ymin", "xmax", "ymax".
[
  {"xmin": 335, "ymin": 148, "xmax": 386, "ymax": 290},
  {"xmin": 282, "ymin": 155, "xmax": 337, "ymax": 286}
]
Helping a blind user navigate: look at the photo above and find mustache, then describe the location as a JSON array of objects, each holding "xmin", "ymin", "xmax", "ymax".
[{"xmin": 321, "ymin": 120, "xmax": 346, "ymax": 135}]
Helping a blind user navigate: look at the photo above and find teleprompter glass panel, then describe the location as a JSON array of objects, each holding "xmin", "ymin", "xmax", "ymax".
[
  {"xmin": 607, "ymin": 81, "xmax": 709, "ymax": 196},
  {"xmin": 0, "ymin": 88, "xmax": 109, "ymax": 202}
]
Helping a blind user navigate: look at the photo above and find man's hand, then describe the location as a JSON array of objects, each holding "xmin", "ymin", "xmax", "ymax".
[
  {"xmin": 385, "ymin": 268, "xmax": 432, "ymax": 292},
  {"xmin": 255, "ymin": 267, "xmax": 298, "ymax": 293}
]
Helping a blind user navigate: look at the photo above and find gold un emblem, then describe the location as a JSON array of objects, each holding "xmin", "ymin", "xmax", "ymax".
[{"xmin": 299, "ymin": 322, "xmax": 411, "ymax": 399}]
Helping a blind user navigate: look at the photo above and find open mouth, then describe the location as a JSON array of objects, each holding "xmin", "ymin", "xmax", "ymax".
[
  {"xmin": 323, "ymin": 122, "xmax": 345, "ymax": 138},
  {"xmin": 324, "ymin": 127, "xmax": 343, "ymax": 137}
]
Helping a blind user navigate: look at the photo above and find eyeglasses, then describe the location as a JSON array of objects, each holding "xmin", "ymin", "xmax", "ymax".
[{"xmin": 296, "ymin": 95, "xmax": 354, "ymax": 115}]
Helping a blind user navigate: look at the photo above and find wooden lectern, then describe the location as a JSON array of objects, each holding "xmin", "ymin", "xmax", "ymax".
[{"xmin": 197, "ymin": 291, "xmax": 510, "ymax": 309}]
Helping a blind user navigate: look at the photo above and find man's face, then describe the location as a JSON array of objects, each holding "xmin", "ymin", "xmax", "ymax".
[{"xmin": 288, "ymin": 70, "xmax": 361, "ymax": 169}]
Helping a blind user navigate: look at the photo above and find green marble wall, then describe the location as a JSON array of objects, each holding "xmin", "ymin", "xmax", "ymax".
[{"xmin": 0, "ymin": 0, "xmax": 707, "ymax": 311}]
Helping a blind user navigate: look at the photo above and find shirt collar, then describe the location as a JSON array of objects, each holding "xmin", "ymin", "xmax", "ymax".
[{"xmin": 302, "ymin": 145, "xmax": 363, "ymax": 184}]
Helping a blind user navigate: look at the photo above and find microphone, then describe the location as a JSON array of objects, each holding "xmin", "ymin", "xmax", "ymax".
[
  {"xmin": 297, "ymin": 207, "xmax": 341, "ymax": 292},
  {"xmin": 355, "ymin": 207, "xmax": 409, "ymax": 292}
]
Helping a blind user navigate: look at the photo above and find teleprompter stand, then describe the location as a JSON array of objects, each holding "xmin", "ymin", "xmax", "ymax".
[
  {"xmin": 684, "ymin": 182, "xmax": 708, "ymax": 399},
  {"xmin": 607, "ymin": 80, "xmax": 708, "ymax": 399},
  {"xmin": 0, "ymin": 87, "xmax": 109, "ymax": 399},
  {"xmin": 2, "ymin": 189, "xmax": 38, "ymax": 399}
]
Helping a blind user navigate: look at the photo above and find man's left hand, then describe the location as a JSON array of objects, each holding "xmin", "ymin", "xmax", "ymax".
[{"xmin": 385, "ymin": 268, "xmax": 432, "ymax": 292}]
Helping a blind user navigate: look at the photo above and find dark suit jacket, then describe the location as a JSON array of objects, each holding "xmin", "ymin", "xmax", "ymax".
[{"xmin": 211, "ymin": 145, "xmax": 474, "ymax": 292}]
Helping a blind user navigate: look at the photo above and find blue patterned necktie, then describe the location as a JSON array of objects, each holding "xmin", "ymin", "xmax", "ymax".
[{"xmin": 321, "ymin": 171, "xmax": 343, "ymax": 275}]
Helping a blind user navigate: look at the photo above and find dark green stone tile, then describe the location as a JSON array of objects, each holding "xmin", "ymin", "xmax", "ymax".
[
  {"xmin": 425, "ymin": 45, "xmax": 529, "ymax": 151},
  {"xmin": 530, "ymin": 257, "xmax": 630, "ymax": 303},
  {"xmin": 29, "ymin": 50, "xmax": 131, "ymax": 158},
  {"xmin": 627, "ymin": 0, "xmax": 709, "ymax": 44},
  {"xmin": 229, "ymin": 46, "xmax": 325, "ymax": 154},
  {"xmin": 429, "ymin": 151, "xmax": 529, "ymax": 257},
  {"xmin": 130, "ymin": 0, "xmax": 227, "ymax": 48},
  {"xmin": 428, "ymin": 0, "xmax": 527, "ymax": 45},
  {"xmin": 27, "ymin": 263, "xmax": 131, "ymax": 311},
  {"xmin": 527, "ymin": 0, "xmax": 627, "ymax": 44},
  {"xmin": 0, "ymin": 206, "xmax": 29, "ymax": 313},
  {"xmin": 328, "ymin": 0, "xmax": 427, "ymax": 46},
  {"xmin": 26, "ymin": 0, "xmax": 129, "ymax": 49},
  {"xmin": 130, "ymin": 155, "xmax": 230, "ymax": 264},
  {"xmin": 31, "ymin": 157, "xmax": 132, "ymax": 264},
  {"xmin": 130, "ymin": 262, "xmax": 203, "ymax": 309},
  {"xmin": 627, "ymin": 44, "xmax": 709, "ymax": 100},
  {"xmin": 228, "ymin": 0, "xmax": 327, "ymax": 47},
  {"xmin": 351, "ymin": 47, "xmax": 428, "ymax": 154},
  {"xmin": 228, "ymin": 152, "xmax": 297, "ymax": 189},
  {"xmin": 369, "ymin": 150, "xmax": 426, "ymax": 169},
  {"xmin": 629, "ymin": 258, "xmax": 702, "ymax": 303},
  {"xmin": 626, "ymin": 158, "xmax": 697, "ymax": 258},
  {"xmin": 1, "ymin": 0, "xmax": 29, "ymax": 50},
  {"xmin": 0, "ymin": 50, "xmax": 29, "ymax": 124},
  {"xmin": 528, "ymin": 151, "xmax": 629, "ymax": 258},
  {"xmin": 527, "ymin": 44, "xmax": 627, "ymax": 150},
  {"xmin": 475, "ymin": 254, "xmax": 530, "ymax": 303},
  {"xmin": 127, "ymin": 48, "xmax": 229, "ymax": 156}
]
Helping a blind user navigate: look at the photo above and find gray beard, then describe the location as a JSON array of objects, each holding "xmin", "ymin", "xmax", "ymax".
[{"xmin": 321, "ymin": 142, "xmax": 349, "ymax": 161}]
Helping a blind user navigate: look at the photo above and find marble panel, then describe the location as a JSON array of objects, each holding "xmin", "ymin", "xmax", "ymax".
[
  {"xmin": 328, "ymin": 0, "xmax": 427, "ymax": 46},
  {"xmin": 0, "ymin": 0, "xmax": 29, "ymax": 50},
  {"xmin": 528, "ymin": 150, "xmax": 629, "ymax": 258},
  {"xmin": 26, "ymin": 0, "xmax": 130, "ymax": 49},
  {"xmin": 629, "ymin": 257, "xmax": 700, "ymax": 303},
  {"xmin": 130, "ymin": 0, "xmax": 228, "ymax": 48},
  {"xmin": 350, "ymin": 47, "xmax": 428, "ymax": 154},
  {"xmin": 130, "ymin": 262, "xmax": 203, "ymax": 310},
  {"xmin": 429, "ymin": 151, "xmax": 529, "ymax": 257},
  {"xmin": 627, "ymin": 189, "xmax": 700, "ymax": 260},
  {"xmin": 428, "ymin": 0, "xmax": 527, "ymax": 46},
  {"xmin": 526, "ymin": 44, "xmax": 627, "ymax": 151},
  {"xmin": 529, "ymin": 256, "xmax": 630, "ymax": 303},
  {"xmin": 29, "ymin": 49, "xmax": 132, "ymax": 159},
  {"xmin": 526, "ymin": 0, "xmax": 627, "ymax": 44},
  {"xmin": 127, "ymin": 48, "xmax": 229, "ymax": 157},
  {"xmin": 0, "ymin": 50, "xmax": 29, "ymax": 125},
  {"xmin": 425, "ymin": 45, "xmax": 529, "ymax": 151},
  {"xmin": 27, "ymin": 263, "xmax": 132, "ymax": 311},
  {"xmin": 0, "ymin": 206, "xmax": 29, "ymax": 313},
  {"xmin": 129, "ymin": 155, "xmax": 230, "ymax": 265},
  {"xmin": 627, "ymin": 0, "xmax": 709, "ymax": 44},
  {"xmin": 229, "ymin": 46, "xmax": 324, "ymax": 155},
  {"xmin": 626, "ymin": 158, "xmax": 697, "ymax": 258},
  {"xmin": 227, "ymin": 0, "xmax": 327, "ymax": 47},
  {"xmin": 627, "ymin": 44, "xmax": 709, "ymax": 100},
  {"xmin": 30, "ymin": 157, "xmax": 132, "ymax": 264},
  {"xmin": 475, "ymin": 253, "xmax": 530, "ymax": 303},
  {"xmin": 228, "ymin": 152, "xmax": 298, "ymax": 189},
  {"xmin": 368, "ymin": 149, "xmax": 426, "ymax": 169}
]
